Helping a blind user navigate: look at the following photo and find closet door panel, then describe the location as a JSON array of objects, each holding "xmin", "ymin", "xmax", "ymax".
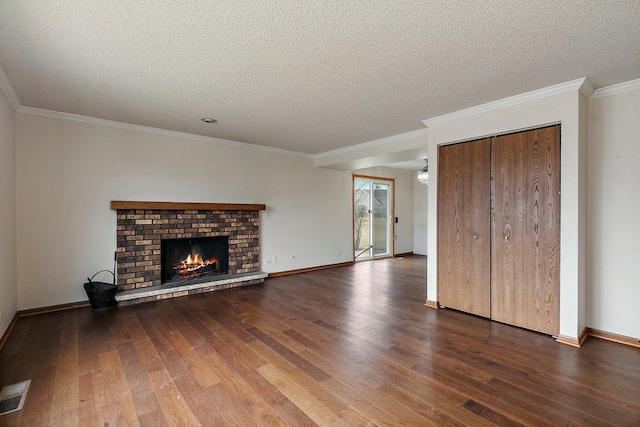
[
  {"xmin": 438, "ymin": 139, "xmax": 491, "ymax": 318},
  {"xmin": 491, "ymin": 126, "xmax": 560, "ymax": 335}
]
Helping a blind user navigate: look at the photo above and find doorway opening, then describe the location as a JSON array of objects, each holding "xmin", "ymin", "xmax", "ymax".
[{"xmin": 353, "ymin": 175, "xmax": 394, "ymax": 261}]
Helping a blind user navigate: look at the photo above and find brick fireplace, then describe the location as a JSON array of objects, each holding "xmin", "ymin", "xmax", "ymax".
[{"xmin": 111, "ymin": 201, "xmax": 267, "ymax": 306}]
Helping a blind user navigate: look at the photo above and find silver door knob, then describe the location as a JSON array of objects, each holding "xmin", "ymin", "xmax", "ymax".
[
  {"xmin": 504, "ymin": 235, "xmax": 509, "ymax": 240},
  {"xmin": 473, "ymin": 235, "xmax": 478, "ymax": 239}
]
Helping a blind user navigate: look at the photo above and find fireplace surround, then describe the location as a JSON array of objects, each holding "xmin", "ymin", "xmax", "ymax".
[{"xmin": 111, "ymin": 201, "xmax": 266, "ymax": 306}]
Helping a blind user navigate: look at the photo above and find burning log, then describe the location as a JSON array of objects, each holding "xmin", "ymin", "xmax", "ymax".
[{"xmin": 173, "ymin": 253, "xmax": 219, "ymax": 280}]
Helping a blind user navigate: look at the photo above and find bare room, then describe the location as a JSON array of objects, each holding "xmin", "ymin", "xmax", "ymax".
[{"xmin": 1, "ymin": 1, "xmax": 639, "ymax": 425}]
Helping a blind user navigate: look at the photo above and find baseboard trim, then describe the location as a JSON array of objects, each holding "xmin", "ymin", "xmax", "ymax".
[
  {"xmin": 268, "ymin": 261, "xmax": 355, "ymax": 278},
  {"xmin": 579, "ymin": 327, "xmax": 589, "ymax": 346},
  {"xmin": 556, "ymin": 334, "xmax": 581, "ymax": 348},
  {"xmin": 394, "ymin": 252, "xmax": 414, "ymax": 257},
  {"xmin": 587, "ymin": 327, "xmax": 640, "ymax": 349},
  {"xmin": 0, "ymin": 313, "xmax": 19, "ymax": 352},
  {"xmin": 556, "ymin": 327, "xmax": 588, "ymax": 348},
  {"xmin": 17, "ymin": 300, "xmax": 91, "ymax": 318},
  {"xmin": 425, "ymin": 300, "xmax": 439, "ymax": 309}
]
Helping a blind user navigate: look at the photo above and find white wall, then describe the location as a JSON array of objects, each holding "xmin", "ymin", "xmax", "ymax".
[
  {"xmin": 413, "ymin": 180, "xmax": 428, "ymax": 255},
  {"xmin": 353, "ymin": 167, "xmax": 414, "ymax": 255},
  {"xmin": 0, "ymin": 87, "xmax": 17, "ymax": 336},
  {"xmin": 426, "ymin": 88, "xmax": 588, "ymax": 341},
  {"xmin": 15, "ymin": 113, "xmax": 353, "ymax": 310},
  {"xmin": 587, "ymin": 88, "xmax": 640, "ymax": 338}
]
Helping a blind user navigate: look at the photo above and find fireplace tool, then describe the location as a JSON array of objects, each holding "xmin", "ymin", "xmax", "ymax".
[{"xmin": 83, "ymin": 252, "xmax": 118, "ymax": 313}]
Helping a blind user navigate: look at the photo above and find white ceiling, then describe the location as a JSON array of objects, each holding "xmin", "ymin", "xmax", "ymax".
[
  {"xmin": 385, "ymin": 159, "xmax": 428, "ymax": 173},
  {"xmin": 1, "ymin": 1, "xmax": 639, "ymax": 155}
]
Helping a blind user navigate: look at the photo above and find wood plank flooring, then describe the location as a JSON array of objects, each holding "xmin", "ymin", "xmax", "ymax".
[{"xmin": 1, "ymin": 256, "xmax": 639, "ymax": 426}]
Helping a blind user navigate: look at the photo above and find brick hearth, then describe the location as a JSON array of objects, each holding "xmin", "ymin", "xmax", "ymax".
[{"xmin": 111, "ymin": 201, "xmax": 266, "ymax": 305}]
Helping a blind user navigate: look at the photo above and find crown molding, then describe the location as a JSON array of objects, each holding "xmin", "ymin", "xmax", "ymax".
[
  {"xmin": 0, "ymin": 66, "xmax": 22, "ymax": 111},
  {"xmin": 422, "ymin": 78, "xmax": 587, "ymax": 127},
  {"xmin": 16, "ymin": 106, "xmax": 312, "ymax": 158},
  {"xmin": 579, "ymin": 78, "xmax": 594, "ymax": 99},
  {"xmin": 313, "ymin": 127, "xmax": 429, "ymax": 160},
  {"xmin": 591, "ymin": 78, "xmax": 640, "ymax": 99}
]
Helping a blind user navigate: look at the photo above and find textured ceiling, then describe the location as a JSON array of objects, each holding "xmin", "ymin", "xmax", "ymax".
[{"xmin": 1, "ymin": 1, "xmax": 639, "ymax": 155}]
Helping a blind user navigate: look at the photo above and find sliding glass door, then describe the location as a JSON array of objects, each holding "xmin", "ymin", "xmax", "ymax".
[{"xmin": 354, "ymin": 176, "xmax": 393, "ymax": 260}]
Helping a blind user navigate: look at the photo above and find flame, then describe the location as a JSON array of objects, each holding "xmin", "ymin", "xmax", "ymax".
[
  {"xmin": 174, "ymin": 253, "xmax": 219, "ymax": 280},
  {"xmin": 181, "ymin": 253, "xmax": 210, "ymax": 270}
]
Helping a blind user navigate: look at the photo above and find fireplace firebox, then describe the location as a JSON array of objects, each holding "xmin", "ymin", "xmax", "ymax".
[{"xmin": 161, "ymin": 236, "xmax": 229, "ymax": 285}]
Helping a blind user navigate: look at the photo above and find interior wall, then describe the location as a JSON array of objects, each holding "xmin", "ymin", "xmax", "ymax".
[
  {"xmin": 587, "ymin": 88, "xmax": 640, "ymax": 338},
  {"xmin": 413, "ymin": 179, "xmax": 428, "ymax": 255},
  {"xmin": 392, "ymin": 170, "xmax": 414, "ymax": 255},
  {"xmin": 353, "ymin": 167, "xmax": 414, "ymax": 255},
  {"xmin": 0, "ymin": 87, "xmax": 17, "ymax": 336},
  {"xmin": 426, "ymin": 89, "xmax": 587, "ymax": 340},
  {"xmin": 14, "ymin": 113, "xmax": 353, "ymax": 310}
]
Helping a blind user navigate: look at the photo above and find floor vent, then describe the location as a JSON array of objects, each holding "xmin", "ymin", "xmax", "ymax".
[{"xmin": 0, "ymin": 380, "xmax": 31, "ymax": 416}]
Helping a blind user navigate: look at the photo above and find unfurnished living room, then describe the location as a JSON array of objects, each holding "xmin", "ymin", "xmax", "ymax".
[{"xmin": 1, "ymin": 1, "xmax": 639, "ymax": 426}]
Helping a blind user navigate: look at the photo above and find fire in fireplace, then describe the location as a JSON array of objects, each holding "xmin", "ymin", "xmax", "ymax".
[{"xmin": 161, "ymin": 236, "xmax": 229, "ymax": 284}]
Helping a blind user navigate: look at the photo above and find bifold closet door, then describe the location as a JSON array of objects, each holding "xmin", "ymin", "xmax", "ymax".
[
  {"xmin": 438, "ymin": 138, "xmax": 491, "ymax": 318},
  {"xmin": 490, "ymin": 126, "xmax": 560, "ymax": 335}
]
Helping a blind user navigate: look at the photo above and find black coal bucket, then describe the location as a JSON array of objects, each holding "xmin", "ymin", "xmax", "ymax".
[{"xmin": 84, "ymin": 270, "xmax": 118, "ymax": 313}]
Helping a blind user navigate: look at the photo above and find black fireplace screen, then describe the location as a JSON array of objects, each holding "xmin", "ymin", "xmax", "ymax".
[{"xmin": 161, "ymin": 236, "xmax": 229, "ymax": 284}]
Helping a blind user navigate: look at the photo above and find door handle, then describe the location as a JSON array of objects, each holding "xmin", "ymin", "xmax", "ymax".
[
  {"xmin": 473, "ymin": 235, "xmax": 478, "ymax": 239},
  {"xmin": 504, "ymin": 235, "xmax": 509, "ymax": 241}
]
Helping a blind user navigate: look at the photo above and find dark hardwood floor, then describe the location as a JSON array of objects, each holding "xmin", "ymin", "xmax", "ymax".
[{"xmin": 1, "ymin": 256, "xmax": 639, "ymax": 426}]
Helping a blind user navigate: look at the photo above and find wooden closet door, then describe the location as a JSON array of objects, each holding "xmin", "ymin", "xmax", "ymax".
[
  {"xmin": 491, "ymin": 126, "xmax": 560, "ymax": 335},
  {"xmin": 438, "ymin": 139, "xmax": 491, "ymax": 318}
]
